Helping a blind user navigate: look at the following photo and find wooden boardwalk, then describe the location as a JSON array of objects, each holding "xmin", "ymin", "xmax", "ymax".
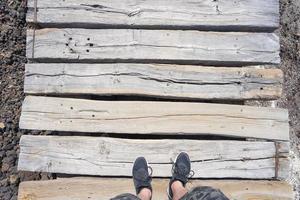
[{"xmin": 18, "ymin": 0, "xmax": 294, "ymax": 199}]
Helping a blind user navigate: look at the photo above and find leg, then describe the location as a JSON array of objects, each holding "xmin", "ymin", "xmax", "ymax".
[
  {"xmin": 111, "ymin": 157, "xmax": 153, "ymax": 200},
  {"xmin": 171, "ymin": 181, "xmax": 188, "ymax": 200},
  {"xmin": 137, "ymin": 188, "xmax": 152, "ymax": 200},
  {"xmin": 168, "ymin": 152, "xmax": 229, "ymax": 200},
  {"xmin": 167, "ymin": 152, "xmax": 191, "ymax": 200}
]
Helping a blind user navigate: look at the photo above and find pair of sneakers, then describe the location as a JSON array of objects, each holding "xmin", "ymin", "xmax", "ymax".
[{"xmin": 132, "ymin": 152, "xmax": 193, "ymax": 200}]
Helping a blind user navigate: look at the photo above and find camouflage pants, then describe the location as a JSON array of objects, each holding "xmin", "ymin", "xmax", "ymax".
[{"xmin": 110, "ymin": 186, "xmax": 229, "ymax": 200}]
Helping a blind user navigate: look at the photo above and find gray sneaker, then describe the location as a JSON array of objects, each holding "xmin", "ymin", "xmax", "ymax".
[
  {"xmin": 167, "ymin": 152, "xmax": 194, "ymax": 200},
  {"xmin": 132, "ymin": 157, "xmax": 152, "ymax": 195}
]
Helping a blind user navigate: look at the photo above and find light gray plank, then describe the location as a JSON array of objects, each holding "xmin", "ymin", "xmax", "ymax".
[
  {"xmin": 26, "ymin": 29, "xmax": 280, "ymax": 65},
  {"xmin": 18, "ymin": 135, "xmax": 289, "ymax": 179},
  {"xmin": 27, "ymin": 0, "xmax": 279, "ymax": 31},
  {"xmin": 24, "ymin": 63, "xmax": 283, "ymax": 100},
  {"xmin": 19, "ymin": 96, "xmax": 289, "ymax": 140},
  {"xmin": 18, "ymin": 178, "xmax": 294, "ymax": 200}
]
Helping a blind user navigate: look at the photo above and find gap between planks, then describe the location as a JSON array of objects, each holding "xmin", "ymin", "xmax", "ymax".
[
  {"xmin": 18, "ymin": 135, "xmax": 290, "ymax": 179},
  {"xmin": 24, "ymin": 63, "xmax": 283, "ymax": 100}
]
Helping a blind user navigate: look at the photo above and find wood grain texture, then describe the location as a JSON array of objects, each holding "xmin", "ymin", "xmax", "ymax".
[
  {"xmin": 19, "ymin": 96, "xmax": 289, "ymax": 140},
  {"xmin": 18, "ymin": 135, "xmax": 289, "ymax": 179},
  {"xmin": 18, "ymin": 178, "xmax": 294, "ymax": 200},
  {"xmin": 26, "ymin": 29, "xmax": 280, "ymax": 65},
  {"xmin": 24, "ymin": 63, "xmax": 283, "ymax": 100},
  {"xmin": 26, "ymin": 0, "xmax": 279, "ymax": 31}
]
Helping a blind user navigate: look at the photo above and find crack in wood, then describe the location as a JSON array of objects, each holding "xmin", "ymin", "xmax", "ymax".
[
  {"xmin": 21, "ymin": 151, "xmax": 283, "ymax": 164},
  {"xmin": 23, "ymin": 111, "xmax": 288, "ymax": 123},
  {"xmin": 25, "ymin": 72, "xmax": 280, "ymax": 86}
]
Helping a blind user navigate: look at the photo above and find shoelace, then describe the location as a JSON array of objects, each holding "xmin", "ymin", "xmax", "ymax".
[
  {"xmin": 170, "ymin": 158, "xmax": 195, "ymax": 180},
  {"xmin": 148, "ymin": 166, "xmax": 153, "ymax": 176}
]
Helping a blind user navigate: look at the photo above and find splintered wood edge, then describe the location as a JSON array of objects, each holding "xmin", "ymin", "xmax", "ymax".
[{"xmin": 26, "ymin": 29, "xmax": 34, "ymax": 59}]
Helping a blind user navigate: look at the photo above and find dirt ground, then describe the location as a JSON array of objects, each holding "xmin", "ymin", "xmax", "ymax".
[{"xmin": 0, "ymin": 0, "xmax": 299, "ymax": 199}]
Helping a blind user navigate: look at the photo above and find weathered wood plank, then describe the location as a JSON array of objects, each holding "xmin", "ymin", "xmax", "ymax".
[
  {"xmin": 18, "ymin": 135, "xmax": 289, "ymax": 179},
  {"xmin": 26, "ymin": 29, "xmax": 280, "ymax": 65},
  {"xmin": 26, "ymin": 0, "xmax": 279, "ymax": 31},
  {"xmin": 18, "ymin": 178, "xmax": 294, "ymax": 200},
  {"xmin": 19, "ymin": 96, "xmax": 289, "ymax": 140},
  {"xmin": 24, "ymin": 63, "xmax": 283, "ymax": 100}
]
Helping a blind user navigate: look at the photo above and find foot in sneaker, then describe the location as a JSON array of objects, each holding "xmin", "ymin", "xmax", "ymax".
[
  {"xmin": 132, "ymin": 157, "xmax": 152, "ymax": 197},
  {"xmin": 168, "ymin": 152, "xmax": 193, "ymax": 200}
]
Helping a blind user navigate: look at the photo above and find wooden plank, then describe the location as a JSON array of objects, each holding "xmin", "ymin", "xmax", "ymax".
[
  {"xmin": 18, "ymin": 178, "xmax": 294, "ymax": 200},
  {"xmin": 26, "ymin": 29, "xmax": 280, "ymax": 65},
  {"xmin": 19, "ymin": 96, "xmax": 289, "ymax": 140},
  {"xmin": 26, "ymin": 0, "xmax": 279, "ymax": 31},
  {"xmin": 18, "ymin": 135, "xmax": 289, "ymax": 179},
  {"xmin": 24, "ymin": 63, "xmax": 283, "ymax": 100}
]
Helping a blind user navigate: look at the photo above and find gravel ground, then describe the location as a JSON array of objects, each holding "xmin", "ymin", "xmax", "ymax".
[
  {"xmin": 279, "ymin": 0, "xmax": 300, "ymax": 198},
  {"xmin": 0, "ymin": 0, "xmax": 299, "ymax": 199},
  {"xmin": 0, "ymin": 1, "xmax": 52, "ymax": 199}
]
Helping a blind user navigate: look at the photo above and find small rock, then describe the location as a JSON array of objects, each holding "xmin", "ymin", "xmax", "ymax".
[
  {"xmin": 19, "ymin": 171, "xmax": 41, "ymax": 181},
  {"xmin": 2, "ymin": 156, "xmax": 15, "ymax": 165},
  {"xmin": 5, "ymin": 149, "xmax": 15, "ymax": 157},
  {"xmin": 16, "ymin": 132, "xmax": 22, "ymax": 138},
  {"xmin": 2, "ymin": 192, "xmax": 12, "ymax": 200},
  {"xmin": 0, "ymin": 151, "xmax": 4, "ymax": 158},
  {"xmin": 0, "ymin": 178, "xmax": 8, "ymax": 187},
  {"xmin": 40, "ymin": 172, "xmax": 51, "ymax": 180},
  {"xmin": 3, "ymin": 143, "xmax": 14, "ymax": 150},
  {"xmin": 1, "ymin": 163, "xmax": 10, "ymax": 172},
  {"xmin": 9, "ymin": 175, "xmax": 19, "ymax": 184},
  {"xmin": 0, "ymin": 122, "xmax": 5, "ymax": 129},
  {"xmin": 295, "ymin": 92, "xmax": 300, "ymax": 109},
  {"xmin": 10, "ymin": 166, "xmax": 17, "ymax": 174}
]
